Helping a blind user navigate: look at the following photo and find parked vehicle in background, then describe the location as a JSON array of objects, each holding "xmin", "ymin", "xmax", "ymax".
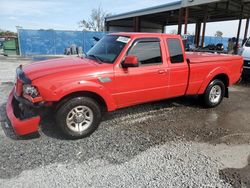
[
  {"xmin": 215, "ymin": 43, "xmax": 224, "ymax": 51},
  {"xmin": 6, "ymin": 33, "xmax": 243, "ymax": 139},
  {"xmin": 185, "ymin": 42, "xmax": 196, "ymax": 51},
  {"xmin": 239, "ymin": 37, "xmax": 250, "ymax": 78},
  {"xmin": 197, "ymin": 43, "xmax": 225, "ymax": 53}
]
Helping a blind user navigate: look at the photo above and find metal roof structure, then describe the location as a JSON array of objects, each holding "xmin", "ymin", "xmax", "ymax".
[
  {"xmin": 106, "ymin": 1, "xmax": 182, "ymax": 22},
  {"xmin": 105, "ymin": 0, "xmax": 250, "ymax": 48}
]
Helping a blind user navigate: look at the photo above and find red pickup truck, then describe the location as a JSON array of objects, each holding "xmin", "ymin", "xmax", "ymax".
[{"xmin": 6, "ymin": 33, "xmax": 243, "ymax": 139}]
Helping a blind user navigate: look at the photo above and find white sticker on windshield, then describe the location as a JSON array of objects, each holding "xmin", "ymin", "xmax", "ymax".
[{"xmin": 116, "ymin": 36, "xmax": 130, "ymax": 43}]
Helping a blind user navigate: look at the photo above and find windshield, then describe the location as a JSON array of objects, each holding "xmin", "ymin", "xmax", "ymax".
[{"xmin": 86, "ymin": 35, "xmax": 130, "ymax": 64}]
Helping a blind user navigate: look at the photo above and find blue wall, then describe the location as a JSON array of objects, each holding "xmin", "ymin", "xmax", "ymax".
[
  {"xmin": 18, "ymin": 29, "xmax": 106, "ymax": 56},
  {"xmin": 203, "ymin": 36, "xmax": 230, "ymax": 48},
  {"xmin": 187, "ymin": 35, "xmax": 237, "ymax": 48},
  {"xmin": 18, "ymin": 29, "xmax": 237, "ymax": 56}
]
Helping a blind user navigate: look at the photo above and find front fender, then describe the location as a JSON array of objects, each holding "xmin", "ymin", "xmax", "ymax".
[
  {"xmin": 51, "ymin": 80, "xmax": 117, "ymax": 111},
  {"xmin": 198, "ymin": 67, "xmax": 230, "ymax": 94}
]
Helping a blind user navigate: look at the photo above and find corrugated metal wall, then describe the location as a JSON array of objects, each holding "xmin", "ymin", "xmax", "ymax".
[
  {"xmin": 187, "ymin": 35, "xmax": 230, "ymax": 48},
  {"xmin": 203, "ymin": 36, "xmax": 230, "ymax": 48},
  {"xmin": 18, "ymin": 29, "xmax": 106, "ymax": 56},
  {"xmin": 18, "ymin": 29, "xmax": 233, "ymax": 56}
]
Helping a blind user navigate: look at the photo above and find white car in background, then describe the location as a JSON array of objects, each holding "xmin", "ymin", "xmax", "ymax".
[{"xmin": 239, "ymin": 38, "xmax": 250, "ymax": 77}]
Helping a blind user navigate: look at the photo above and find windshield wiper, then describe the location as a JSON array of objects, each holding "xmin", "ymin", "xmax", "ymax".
[{"xmin": 87, "ymin": 54, "xmax": 103, "ymax": 64}]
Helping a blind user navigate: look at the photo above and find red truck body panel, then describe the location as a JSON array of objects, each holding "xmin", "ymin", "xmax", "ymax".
[
  {"xmin": 6, "ymin": 33, "xmax": 243, "ymax": 136},
  {"xmin": 6, "ymin": 89, "xmax": 40, "ymax": 135},
  {"xmin": 186, "ymin": 52, "xmax": 243, "ymax": 95}
]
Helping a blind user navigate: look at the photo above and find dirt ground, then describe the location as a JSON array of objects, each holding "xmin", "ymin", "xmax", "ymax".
[{"xmin": 0, "ymin": 56, "xmax": 250, "ymax": 187}]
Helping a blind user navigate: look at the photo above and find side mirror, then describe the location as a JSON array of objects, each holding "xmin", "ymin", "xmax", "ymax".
[{"xmin": 122, "ymin": 55, "xmax": 139, "ymax": 68}]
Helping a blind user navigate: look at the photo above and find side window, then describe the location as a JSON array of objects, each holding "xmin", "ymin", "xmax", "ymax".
[
  {"xmin": 167, "ymin": 39, "xmax": 184, "ymax": 63},
  {"xmin": 128, "ymin": 40, "xmax": 162, "ymax": 65}
]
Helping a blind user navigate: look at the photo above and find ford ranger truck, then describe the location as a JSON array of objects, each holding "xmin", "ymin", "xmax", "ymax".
[{"xmin": 6, "ymin": 33, "xmax": 243, "ymax": 139}]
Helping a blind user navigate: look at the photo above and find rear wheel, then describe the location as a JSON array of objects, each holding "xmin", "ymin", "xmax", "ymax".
[
  {"xmin": 56, "ymin": 96, "xmax": 101, "ymax": 139},
  {"xmin": 201, "ymin": 79, "xmax": 225, "ymax": 108}
]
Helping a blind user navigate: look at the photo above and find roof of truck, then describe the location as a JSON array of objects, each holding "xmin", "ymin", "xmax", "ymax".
[{"xmin": 109, "ymin": 32, "xmax": 180, "ymax": 38}]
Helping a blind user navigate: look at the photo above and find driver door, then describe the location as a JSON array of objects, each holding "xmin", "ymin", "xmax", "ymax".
[{"xmin": 113, "ymin": 38, "xmax": 169, "ymax": 108}]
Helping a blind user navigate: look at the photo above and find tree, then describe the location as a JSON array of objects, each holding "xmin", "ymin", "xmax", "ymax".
[
  {"xmin": 0, "ymin": 29, "xmax": 17, "ymax": 38},
  {"xmin": 79, "ymin": 6, "xmax": 111, "ymax": 32},
  {"xmin": 215, "ymin": 30, "xmax": 223, "ymax": 37}
]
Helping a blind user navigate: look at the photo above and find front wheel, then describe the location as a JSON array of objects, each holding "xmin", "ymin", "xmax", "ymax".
[
  {"xmin": 56, "ymin": 96, "xmax": 101, "ymax": 139},
  {"xmin": 201, "ymin": 79, "xmax": 225, "ymax": 108}
]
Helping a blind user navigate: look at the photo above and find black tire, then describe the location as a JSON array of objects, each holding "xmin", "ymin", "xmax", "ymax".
[
  {"xmin": 56, "ymin": 96, "xmax": 101, "ymax": 139},
  {"xmin": 201, "ymin": 79, "xmax": 225, "ymax": 108}
]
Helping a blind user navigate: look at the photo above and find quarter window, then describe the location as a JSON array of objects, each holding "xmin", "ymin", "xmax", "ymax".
[
  {"xmin": 128, "ymin": 40, "xmax": 162, "ymax": 65},
  {"xmin": 167, "ymin": 39, "xmax": 184, "ymax": 63}
]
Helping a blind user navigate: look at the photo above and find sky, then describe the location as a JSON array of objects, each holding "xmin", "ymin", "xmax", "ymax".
[{"xmin": 0, "ymin": 0, "xmax": 249, "ymax": 38}]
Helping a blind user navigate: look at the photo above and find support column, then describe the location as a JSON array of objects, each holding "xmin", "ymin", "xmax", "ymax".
[
  {"xmin": 236, "ymin": 18, "xmax": 242, "ymax": 46},
  {"xmin": 195, "ymin": 21, "xmax": 201, "ymax": 48},
  {"xmin": 133, "ymin": 17, "xmax": 140, "ymax": 32},
  {"xmin": 184, "ymin": 7, "xmax": 189, "ymax": 34},
  {"xmin": 161, "ymin": 25, "xmax": 165, "ymax": 33},
  {"xmin": 201, "ymin": 7, "xmax": 208, "ymax": 47},
  {"xmin": 244, "ymin": 17, "xmax": 249, "ymax": 39},
  {"xmin": 235, "ymin": 18, "xmax": 242, "ymax": 54},
  {"xmin": 105, "ymin": 21, "xmax": 110, "ymax": 32},
  {"xmin": 178, "ymin": 8, "xmax": 184, "ymax": 35},
  {"xmin": 236, "ymin": 5, "xmax": 243, "ymax": 51}
]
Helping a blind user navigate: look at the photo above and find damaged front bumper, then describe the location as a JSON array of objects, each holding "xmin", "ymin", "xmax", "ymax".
[{"xmin": 6, "ymin": 88, "xmax": 41, "ymax": 136}]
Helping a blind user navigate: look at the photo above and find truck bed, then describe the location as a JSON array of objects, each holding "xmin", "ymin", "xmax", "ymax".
[
  {"xmin": 186, "ymin": 52, "xmax": 242, "ymax": 64},
  {"xmin": 184, "ymin": 52, "xmax": 243, "ymax": 96}
]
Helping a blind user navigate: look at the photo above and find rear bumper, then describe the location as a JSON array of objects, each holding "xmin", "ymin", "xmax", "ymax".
[{"xmin": 6, "ymin": 89, "xmax": 41, "ymax": 136}]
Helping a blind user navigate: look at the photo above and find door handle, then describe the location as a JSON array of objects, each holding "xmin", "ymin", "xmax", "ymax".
[{"xmin": 158, "ymin": 70, "xmax": 166, "ymax": 74}]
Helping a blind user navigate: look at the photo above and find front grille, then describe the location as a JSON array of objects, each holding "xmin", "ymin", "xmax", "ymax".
[{"xmin": 244, "ymin": 60, "xmax": 250, "ymax": 67}]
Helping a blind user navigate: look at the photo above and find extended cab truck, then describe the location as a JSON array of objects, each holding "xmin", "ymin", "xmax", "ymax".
[{"xmin": 6, "ymin": 33, "xmax": 243, "ymax": 139}]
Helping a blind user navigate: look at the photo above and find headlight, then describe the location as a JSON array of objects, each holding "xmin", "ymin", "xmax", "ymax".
[{"xmin": 23, "ymin": 84, "xmax": 39, "ymax": 98}]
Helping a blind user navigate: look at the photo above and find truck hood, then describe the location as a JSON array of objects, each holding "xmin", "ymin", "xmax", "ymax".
[{"xmin": 23, "ymin": 57, "xmax": 98, "ymax": 80}]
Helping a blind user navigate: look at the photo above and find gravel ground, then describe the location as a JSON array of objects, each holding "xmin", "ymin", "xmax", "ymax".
[
  {"xmin": 0, "ymin": 56, "xmax": 250, "ymax": 187},
  {"xmin": 0, "ymin": 142, "xmax": 233, "ymax": 188}
]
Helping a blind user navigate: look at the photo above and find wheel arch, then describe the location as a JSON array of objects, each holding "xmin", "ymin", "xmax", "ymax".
[
  {"xmin": 56, "ymin": 91, "xmax": 109, "ymax": 112},
  {"xmin": 198, "ymin": 67, "xmax": 230, "ymax": 95},
  {"xmin": 212, "ymin": 74, "xmax": 229, "ymax": 87},
  {"xmin": 49, "ymin": 80, "xmax": 117, "ymax": 112}
]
